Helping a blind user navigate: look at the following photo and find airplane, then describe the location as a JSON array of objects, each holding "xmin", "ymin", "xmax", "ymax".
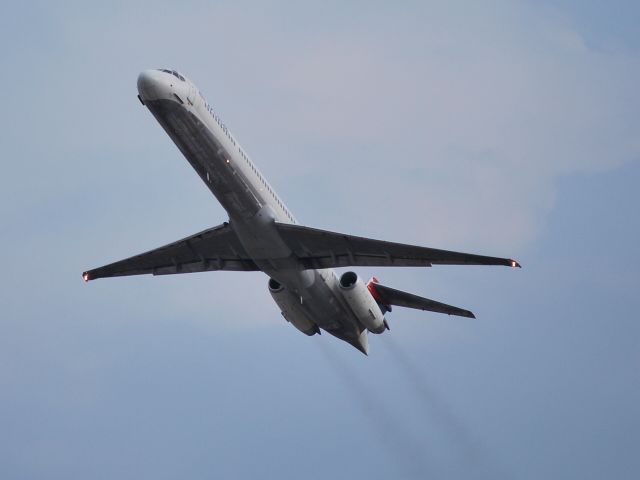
[{"xmin": 83, "ymin": 69, "xmax": 520, "ymax": 355}]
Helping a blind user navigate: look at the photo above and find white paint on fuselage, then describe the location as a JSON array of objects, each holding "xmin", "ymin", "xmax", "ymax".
[{"xmin": 137, "ymin": 69, "xmax": 366, "ymax": 348}]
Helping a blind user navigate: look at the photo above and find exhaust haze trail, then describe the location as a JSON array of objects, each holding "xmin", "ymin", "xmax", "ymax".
[
  {"xmin": 315, "ymin": 339, "xmax": 437, "ymax": 479},
  {"xmin": 382, "ymin": 335, "xmax": 514, "ymax": 479}
]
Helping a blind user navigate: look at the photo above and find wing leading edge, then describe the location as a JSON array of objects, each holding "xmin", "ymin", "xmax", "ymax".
[
  {"xmin": 274, "ymin": 223, "xmax": 521, "ymax": 270},
  {"xmin": 83, "ymin": 222, "xmax": 257, "ymax": 281}
]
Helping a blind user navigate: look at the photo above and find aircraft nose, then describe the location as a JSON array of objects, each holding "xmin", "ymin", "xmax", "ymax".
[{"xmin": 137, "ymin": 69, "xmax": 170, "ymax": 101}]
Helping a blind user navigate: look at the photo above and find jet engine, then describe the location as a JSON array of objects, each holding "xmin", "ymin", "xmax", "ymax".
[
  {"xmin": 338, "ymin": 271, "xmax": 386, "ymax": 334},
  {"xmin": 268, "ymin": 278, "xmax": 320, "ymax": 336}
]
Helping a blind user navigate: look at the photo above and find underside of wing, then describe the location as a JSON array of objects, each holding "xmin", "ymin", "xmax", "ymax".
[
  {"xmin": 83, "ymin": 222, "xmax": 258, "ymax": 281},
  {"xmin": 275, "ymin": 223, "xmax": 521, "ymax": 270}
]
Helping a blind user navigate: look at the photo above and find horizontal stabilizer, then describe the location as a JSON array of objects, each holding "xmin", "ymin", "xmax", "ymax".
[{"xmin": 371, "ymin": 282, "xmax": 475, "ymax": 319}]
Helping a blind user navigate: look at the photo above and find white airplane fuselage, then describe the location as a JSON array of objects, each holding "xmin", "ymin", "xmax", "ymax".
[{"xmin": 137, "ymin": 69, "xmax": 372, "ymax": 353}]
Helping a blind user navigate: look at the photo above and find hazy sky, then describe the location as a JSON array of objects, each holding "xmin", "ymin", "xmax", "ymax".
[{"xmin": 1, "ymin": 1, "xmax": 639, "ymax": 479}]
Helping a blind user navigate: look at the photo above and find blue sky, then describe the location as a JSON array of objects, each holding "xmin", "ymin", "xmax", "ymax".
[{"xmin": 1, "ymin": 1, "xmax": 639, "ymax": 479}]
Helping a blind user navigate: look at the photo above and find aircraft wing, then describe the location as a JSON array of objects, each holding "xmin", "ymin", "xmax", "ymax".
[
  {"xmin": 275, "ymin": 223, "xmax": 520, "ymax": 269},
  {"xmin": 83, "ymin": 223, "xmax": 258, "ymax": 281},
  {"xmin": 372, "ymin": 282, "xmax": 475, "ymax": 318}
]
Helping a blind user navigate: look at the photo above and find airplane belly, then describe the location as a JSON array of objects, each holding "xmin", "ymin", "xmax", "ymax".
[{"xmin": 145, "ymin": 99, "xmax": 261, "ymax": 219}]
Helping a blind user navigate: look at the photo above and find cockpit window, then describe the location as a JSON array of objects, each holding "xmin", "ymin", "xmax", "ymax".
[{"xmin": 156, "ymin": 68, "xmax": 185, "ymax": 81}]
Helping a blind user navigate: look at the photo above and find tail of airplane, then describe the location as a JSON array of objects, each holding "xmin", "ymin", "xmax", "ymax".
[{"xmin": 366, "ymin": 277, "xmax": 476, "ymax": 319}]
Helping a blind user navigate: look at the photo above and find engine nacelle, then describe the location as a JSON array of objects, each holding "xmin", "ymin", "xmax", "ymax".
[
  {"xmin": 268, "ymin": 278, "xmax": 320, "ymax": 336},
  {"xmin": 338, "ymin": 271, "xmax": 386, "ymax": 334}
]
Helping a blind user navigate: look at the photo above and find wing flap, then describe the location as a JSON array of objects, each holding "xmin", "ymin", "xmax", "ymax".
[
  {"xmin": 275, "ymin": 223, "xmax": 520, "ymax": 269},
  {"xmin": 83, "ymin": 222, "xmax": 258, "ymax": 281},
  {"xmin": 373, "ymin": 283, "xmax": 475, "ymax": 319}
]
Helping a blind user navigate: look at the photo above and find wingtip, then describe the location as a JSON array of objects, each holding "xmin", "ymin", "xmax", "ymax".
[
  {"xmin": 510, "ymin": 260, "xmax": 522, "ymax": 268},
  {"xmin": 82, "ymin": 272, "xmax": 91, "ymax": 282}
]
